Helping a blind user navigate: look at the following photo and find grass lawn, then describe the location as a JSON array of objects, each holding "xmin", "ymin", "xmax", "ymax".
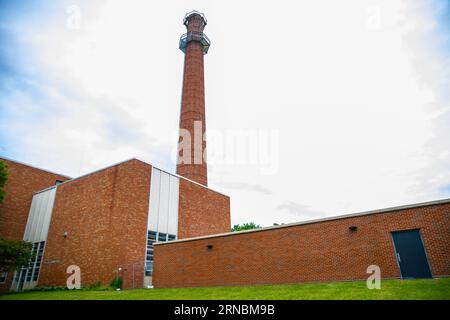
[{"xmin": 0, "ymin": 278, "xmax": 449, "ymax": 300}]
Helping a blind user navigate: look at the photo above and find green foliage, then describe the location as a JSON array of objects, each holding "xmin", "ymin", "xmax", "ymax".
[
  {"xmin": 0, "ymin": 238, "xmax": 34, "ymax": 272},
  {"xmin": 273, "ymin": 223, "xmax": 285, "ymax": 226},
  {"xmin": 29, "ymin": 286, "xmax": 68, "ymax": 292},
  {"xmin": 0, "ymin": 160, "xmax": 8, "ymax": 203},
  {"xmin": 88, "ymin": 281, "xmax": 103, "ymax": 290},
  {"xmin": 231, "ymin": 222, "xmax": 261, "ymax": 232},
  {"xmin": 1, "ymin": 278, "xmax": 449, "ymax": 300},
  {"xmin": 84, "ymin": 285, "xmax": 113, "ymax": 291},
  {"xmin": 110, "ymin": 277, "xmax": 123, "ymax": 289},
  {"xmin": 29, "ymin": 283, "xmax": 113, "ymax": 292}
]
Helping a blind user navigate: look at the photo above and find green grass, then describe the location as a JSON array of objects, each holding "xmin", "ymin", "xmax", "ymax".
[{"xmin": 1, "ymin": 278, "xmax": 449, "ymax": 300}]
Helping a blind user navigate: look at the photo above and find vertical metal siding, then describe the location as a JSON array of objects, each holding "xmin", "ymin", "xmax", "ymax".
[
  {"xmin": 23, "ymin": 187, "xmax": 57, "ymax": 242},
  {"xmin": 148, "ymin": 168, "xmax": 161, "ymax": 232},
  {"xmin": 167, "ymin": 175, "xmax": 179, "ymax": 236},
  {"xmin": 157, "ymin": 172, "xmax": 170, "ymax": 235},
  {"xmin": 147, "ymin": 168, "xmax": 180, "ymax": 237}
]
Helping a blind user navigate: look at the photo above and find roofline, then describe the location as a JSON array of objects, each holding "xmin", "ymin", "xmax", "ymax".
[
  {"xmin": 155, "ymin": 197, "xmax": 450, "ymax": 246},
  {"xmin": 32, "ymin": 157, "xmax": 229, "ymax": 198},
  {"xmin": 33, "ymin": 158, "xmax": 139, "ymax": 194},
  {"xmin": 34, "ymin": 185, "xmax": 57, "ymax": 195},
  {"xmin": 0, "ymin": 155, "xmax": 71, "ymax": 179}
]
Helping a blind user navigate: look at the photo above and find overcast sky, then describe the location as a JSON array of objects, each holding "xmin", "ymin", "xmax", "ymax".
[{"xmin": 1, "ymin": 0, "xmax": 449, "ymax": 226}]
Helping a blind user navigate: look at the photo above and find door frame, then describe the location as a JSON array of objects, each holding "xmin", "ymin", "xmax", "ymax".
[{"xmin": 390, "ymin": 228, "xmax": 433, "ymax": 279}]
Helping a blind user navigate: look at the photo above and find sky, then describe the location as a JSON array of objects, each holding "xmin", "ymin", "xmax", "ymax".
[{"xmin": 0, "ymin": 0, "xmax": 449, "ymax": 227}]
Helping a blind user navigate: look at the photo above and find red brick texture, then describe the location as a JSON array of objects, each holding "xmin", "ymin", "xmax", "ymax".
[
  {"xmin": 0, "ymin": 158, "xmax": 69, "ymax": 291},
  {"xmin": 178, "ymin": 178, "xmax": 231, "ymax": 239},
  {"xmin": 38, "ymin": 159, "xmax": 151, "ymax": 289},
  {"xmin": 153, "ymin": 202, "xmax": 450, "ymax": 288},
  {"xmin": 176, "ymin": 13, "xmax": 208, "ymax": 186},
  {"xmin": 36, "ymin": 159, "xmax": 230, "ymax": 289}
]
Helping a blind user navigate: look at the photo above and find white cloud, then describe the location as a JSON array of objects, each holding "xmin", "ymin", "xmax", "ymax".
[{"xmin": 1, "ymin": 0, "xmax": 449, "ymax": 226}]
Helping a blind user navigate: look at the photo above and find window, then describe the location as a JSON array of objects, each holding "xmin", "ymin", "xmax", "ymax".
[
  {"xmin": 0, "ymin": 272, "xmax": 7, "ymax": 284},
  {"xmin": 145, "ymin": 231, "xmax": 156, "ymax": 277},
  {"xmin": 16, "ymin": 241, "xmax": 46, "ymax": 285},
  {"xmin": 32, "ymin": 242, "xmax": 45, "ymax": 281},
  {"xmin": 158, "ymin": 233, "xmax": 167, "ymax": 242},
  {"xmin": 145, "ymin": 231, "xmax": 175, "ymax": 276}
]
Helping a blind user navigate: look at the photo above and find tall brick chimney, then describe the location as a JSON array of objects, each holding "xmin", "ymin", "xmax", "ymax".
[{"xmin": 177, "ymin": 11, "xmax": 210, "ymax": 186}]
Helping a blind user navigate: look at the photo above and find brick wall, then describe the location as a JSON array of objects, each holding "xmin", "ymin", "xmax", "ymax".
[
  {"xmin": 37, "ymin": 159, "xmax": 230, "ymax": 289},
  {"xmin": 38, "ymin": 159, "xmax": 151, "ymax": 289},
  {"xmin": 0, "ymin": 157, "xmax": 230, "ymax": 290},
  {"xmin": 178, "ymin": 178, "xmax": 231, "ymax": 239},
  {"xmin": 153, "ymin": 202, "xmax": 450, "ymax": 288},
  {"xmin": 0, "ymin": 157, "xmax": 69, "ymax": 291}
]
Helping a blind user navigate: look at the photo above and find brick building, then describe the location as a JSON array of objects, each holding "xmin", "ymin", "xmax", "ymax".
[
  {"xmin": 0, "ymin": 157, "xmax": 70, "ymax": 290},
  {"xmin": 1, "ymin": 11, "xmax": 449, "ymax": 291},
  {"xmin": 153, "ymin": 199, "xmax": 450, "ymax": 288},
  {"xmin": 1, "ymin": 158, "xmax": 229, "ymax": 290}
]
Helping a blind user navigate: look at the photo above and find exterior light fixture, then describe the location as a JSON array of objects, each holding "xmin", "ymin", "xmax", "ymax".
[
  {"xmin": 349, "ymin": 226, "xmax": 358, "ymax": 232},
  {"xmin": 63, "ymin": 231, "xmax": 68, "ymax": 238},
  {"xmin": 206, "ymin": 244, "xmax": 213, "ymax": 250}
]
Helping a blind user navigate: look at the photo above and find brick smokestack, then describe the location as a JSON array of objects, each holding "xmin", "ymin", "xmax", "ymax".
[{"xmin": 177, "ymin": 11, "xmax": 210, "ymax": 186}]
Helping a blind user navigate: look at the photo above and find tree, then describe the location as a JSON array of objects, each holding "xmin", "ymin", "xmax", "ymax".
[
  {"xmin": 0, "ymin": 160, "xmax": 34, "ymax": 273},
  {"xmin": 0, "ymin": 160, "xmax": 8, "ymax": 203},
  {"xmin": 231, "ymin": 222, "xmax": 261, "ymax": 232},
  {"xmin": 0, "ymin": 238, "xmax": 34, "ymax": 272}
]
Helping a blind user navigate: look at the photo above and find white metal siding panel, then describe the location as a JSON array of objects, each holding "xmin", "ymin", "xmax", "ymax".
[
  {"xmin": 147, "ymin": 168, "xmax": 179, "ymax": 237},
  {"xmin": 24, "ymin": 187, "xmax": 57, "ymax": 242},
  {"xmin": 33, "ymin": 192, "xmax": 47, "ymax": 242},
  {"xmin": 148, "ymin": 168, "xmax": 161, "ymax": 231},
  {"xmin": 27, "ymin": 194, "xmax": 42, "ymax": 241},
  {"xmin": 39, "ymin": 188, "xmax": 56, "ymax": 242},
  {"xmin": 167, "ymin": 175, "xmax": 179, "ymax": 236},
  {"xmin": 157, "ymin": 171, "xmax": 170, "ymax": 236},
  {"xmin": 23, "ymin": 196, "xmax": 37, "ymax": 241}
]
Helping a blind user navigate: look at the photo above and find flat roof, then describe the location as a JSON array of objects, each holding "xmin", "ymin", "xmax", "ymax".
[
  {"xmin": 32, "ymin": 157, "xmax": 229, "ymax": 197},
  {"xmin": 155, "ymin": 197, "xmax": 450, "ymax": 246},
  {"xmin": 0, "ymin": 155, "xmax": 71, "ymax": 179}
]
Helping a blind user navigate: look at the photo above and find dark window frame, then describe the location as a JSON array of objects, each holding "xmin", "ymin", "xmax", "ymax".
[{"xmin": 0, "ymin": 272, "xmax": 7, "ymax": 284}]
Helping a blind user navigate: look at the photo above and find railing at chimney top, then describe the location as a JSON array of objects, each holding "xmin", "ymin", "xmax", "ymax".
[{"xmin": 179, "ymin": 32, "xmax": 211, "ymax": 54}]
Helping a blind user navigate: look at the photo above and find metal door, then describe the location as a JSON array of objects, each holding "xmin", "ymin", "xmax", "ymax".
[{"xmin": 391, "ymin": 229, "xmax": 432, "ymax": 279}]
